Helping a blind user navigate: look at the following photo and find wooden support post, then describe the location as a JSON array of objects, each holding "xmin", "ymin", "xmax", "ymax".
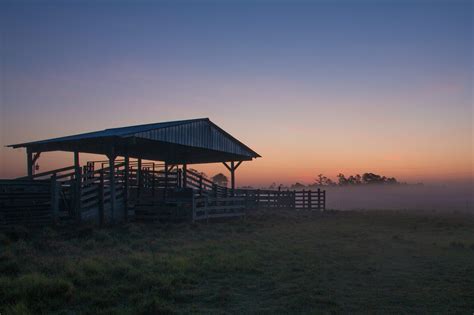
[
  {"xmin": 293, "ymin": 190, "xmax": 296, "ymax": 209},
  {"xmin": 27, "ymin": 149, "xmax": 33, "ymax": 178},
  {"xmin": 50, "ymin": 174, "xmax": 59, "ymax": 222},
  {"xmin": 230, "ymin": 161, "xmax": 235, "ymax": 192},
  {"xmin": 286, "ymin": 189, "xmax": 290, "ymax": 208},
  {"xmin": 205, "ymin": 197, "xmax": 209, "ymax": 224},
  {"xmin": 322, "ymin": 190, "xmax": 326, "ymax": 211},
  {"xmin": 223, "ymin": 160, "xmax": 242, "ymax": 195},
  {"xmin": 99, "ymin": 170, "xmax": 105, "ymax": 226},
  {"xmin": 177, "ymin": 169, "xmax": 182, "ymax": 188},
  {"xmin": 308, "ymin": 190, "xmax": 312, "ymax": 210},
  {"xmin": 164, "ymin": 162, "xmax": 169, "ymax": 200},
  {"xmin": 199, "ymin": 175, "xmax": 203, "ymax": 195},
  {"xmin": 137, "ymin": 158, "xmax": 142, "ymax": 198},
  {"xmin": 31, "ymin": 152, "xmax": 41, "ymax": 176},
  {"xmin": 182, "ymin": 164, "xmax": 187, "ymax": 188},
  {"xmin": 302, "ymin": 189, "xmax": 306, "ymax": 210},
  {"xmin": 108, "ymin": 152, "xmax": 116, "ymax": 222},
  {"xmin": 152, "ymin": 163, "xmax": 156, "ymax": 197},
  {"xmin": 277, "ymin": 186, "xmax": 281, "ymax": 208},
  {"xmin": 74, "ymin": 151, "xmax": 82, "ymax": 221},
  {"xmin": 124, "ymin": 154, "xmax": 130, "ymax": 219},
  {"xmin": 192, "ymin": 194, "xmax": 196, "ymax": 223}
]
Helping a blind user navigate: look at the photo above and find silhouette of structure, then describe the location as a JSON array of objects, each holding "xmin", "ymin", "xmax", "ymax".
[{"xmin": 2, "ymin": 118, "xmax": 325, "ymax": 226}]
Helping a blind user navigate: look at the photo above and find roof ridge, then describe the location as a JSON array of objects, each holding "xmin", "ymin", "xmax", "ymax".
[{"xmin": 104, "ymin": 117, "xmax": 209, "ymax": 133}]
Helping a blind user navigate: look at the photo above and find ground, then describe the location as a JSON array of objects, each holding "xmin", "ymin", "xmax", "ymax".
[{"xmin": 1, "ymin": 210, "xmax": 473, "ymax": 314}]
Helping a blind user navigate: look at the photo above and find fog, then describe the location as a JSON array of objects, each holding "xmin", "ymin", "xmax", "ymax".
[{"xmin": 318, "ymin": 184, "xmax": 473, "ymax": 212}]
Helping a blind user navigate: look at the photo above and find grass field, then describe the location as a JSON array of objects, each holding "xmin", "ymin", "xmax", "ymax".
[{"xmin": 1, "ymin": 210, "xmax": 474, "ymax": 314}]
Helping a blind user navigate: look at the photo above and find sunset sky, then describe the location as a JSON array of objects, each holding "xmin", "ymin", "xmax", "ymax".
[{"xmin": 1, "ymin": 1, "xmax": 472, "ymax": 186}]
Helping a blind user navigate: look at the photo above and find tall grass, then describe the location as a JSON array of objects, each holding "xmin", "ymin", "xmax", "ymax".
[{"xmin": 0, "ymin": 210, "xmax": 473, "ymax": 313}]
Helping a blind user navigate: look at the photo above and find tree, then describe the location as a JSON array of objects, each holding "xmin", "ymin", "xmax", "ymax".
[
  {"xmin": 347, "ymin": 174, "xmax": 362, "ymax": 185},
  {"xmin": 335, "ymin": 172, "xmax": 399, "ymax": 186},
  {"xmin": 362, "ymin": 173, "xmax": 398, "ymax": 184},
  {"xmin": 212, "ymin": 173, "xmax": 228, "ymax": 187},
  {"xmin": 314, "ymin": 174, "xmax": 335, "ymax": 186},
  {"xmin": 337, "ymin": 173, "xmax": 348, "ymax": 185},
  {"xmin": 386, "ymin": 177, "xmax": 398, "ymax": 184},
  {"xmin": 290, "ymin": 182, "xmax": 306, "ymax": 189}
]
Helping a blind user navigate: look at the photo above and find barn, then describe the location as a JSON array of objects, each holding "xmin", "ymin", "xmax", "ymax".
[{"xmin": 2, "ymin": 118, "xmax": 324, "ymax": 226}]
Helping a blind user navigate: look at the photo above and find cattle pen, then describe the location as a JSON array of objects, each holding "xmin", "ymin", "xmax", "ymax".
[{"xmin": 1, "ymin": 118, "xmax": 325, "ymax": 227}]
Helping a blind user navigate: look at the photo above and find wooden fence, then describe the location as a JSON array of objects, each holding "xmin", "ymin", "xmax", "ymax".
[
  {"xmin": 0, "ymin": 180, "xmax": 59, "ymax": 226},
  {"xmin": 1, "ymin": 162, "xmax": 326, "ymax": 226},
  {"xmin": 192, "ymin": 196, "xmax": 246, "ymax": 222}
]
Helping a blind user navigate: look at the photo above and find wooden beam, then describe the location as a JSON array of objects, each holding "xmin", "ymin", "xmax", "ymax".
[
  {"xmin": 182, "ymin": 164, "xmax": 187, "ymax": 188},
  {"xmin": 230, "ymin": 161, "xmax": 235, "ymax": 191},
  {"xmin": 223, "ymin": 161, "xmax": 243, "ymax": 191},
  {"xmin": 152, "ymin": 162, "xmax": 156, "ymax": 197},
  {"xmin": 222, "ymin": 162, "xmax": 232, "ymax": 172},
  {"xmin": 99, "ymin": 170, "xmax": 105, "ymax": 226},
  {"xmin": 164, "ymin": 162, "xmax": 168, "ymax": 200},
  {"xmin": 74, "ymin": 151, "xmax": 81, "ymax": 222},
  {"xmin": 137, "ymin": 158, "xmax": 142, "ymax": 198},
  {"xmin": 27, "ymin": 149, "xmax": 33, "ymax": 178},
  {"xmin": 124, "ymin": 153, "xmax": 130, "ymax": 218},
  {"xmin": 32, "ymin": 152, "xmax": 41, "ymax": 165},
  {"xmin": 234, "ymin": 160, "xmax": 243, "ymax": 170},
  {"xmin": 50, "ymin": 173, "xmax": 59, "ymax": 222},
  {"xmin": 108, "ymin": 149, "xmax": 116, "ymax": 222}
]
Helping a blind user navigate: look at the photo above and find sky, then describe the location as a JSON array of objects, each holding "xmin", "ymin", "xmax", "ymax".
[{"xmin": 0, "ymin": 0, "xmax": 472, "ymax": 187}]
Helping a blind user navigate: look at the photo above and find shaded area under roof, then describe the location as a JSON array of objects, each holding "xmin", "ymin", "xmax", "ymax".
[{"xmin": 8, "ymin": 118, "xmax": 261, "ymax": 164}]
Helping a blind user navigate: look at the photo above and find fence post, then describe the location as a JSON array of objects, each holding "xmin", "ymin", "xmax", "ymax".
[
  {"xmin": 164, "ymin": 163, "xmax": 169, "ymax": 200},
  {"xmin": 308, "ymin": 190, "xmax": 312, "ymax": 210},
  {"xmin": 152, "ymin": 163, "xmax": 156, "ymax": 197},
  {"xmin": 317, "ymin": 188, "xmax": 321, "ymax": 211},
  {"xmin": 205, "ymin": 197, "xmax": 209, "ymax": 224},
  {"xmin": 124, "ymin": 156, "xmax": 129, "ymax": 217},
  {"xmin": 177, "ymin": 169, "xmax": 182, "ymax": 188},
  {"xmin": 199, "ymin": 175, "xmax": 203, "ymax": 196},
  {"xmin": 98, "ymin": 170, "xmax": 105, "ymax": 226},
  {"xmin": 302, "ymin": 189, "xmax": 305, "ymax": 210},
  {"xmin": 277, "ymin": 186, "xmax": 281, "ymax": 208},
  {"xmin": 257, "ymin": 189, "xmax": 260, "ymax": 208},
  {"xmin": 50, "ymin": 174, "xmax": 59, "ymax": 223},
  {"xmin": 137, "ymin": 159, "xmax": 142, "ymax": 198},
  {"xmin": 293, "ymin": 190, "xmax": 296, "ymax": 209},
  {"xmin": 75, "ymin": 167, "xmax": 82, "ymax": 222},
  {"xmin": 322, "ymin": 190, "xmax": 326, "ymax": 211},
  {"xmin": 192, "ymin": 194, "xmax": 196, "ymax": 223},
  {"xmin": 212, "ymin": 183, "xmax": 217, "ymax": 198}
]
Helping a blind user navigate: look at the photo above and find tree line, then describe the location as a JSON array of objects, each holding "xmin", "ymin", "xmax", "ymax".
[
  {"xmin": 191, "ymin": 169, "xmax": 401, "ymax": 190},
  {"xmin": 272, "ymin": 172, "xmax": 401, "ymax": 190}
]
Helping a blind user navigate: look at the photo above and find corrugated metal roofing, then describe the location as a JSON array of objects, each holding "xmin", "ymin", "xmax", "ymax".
[{"xmin": 8, "ymin": 118, "xmax": 260, "ymax": 160}]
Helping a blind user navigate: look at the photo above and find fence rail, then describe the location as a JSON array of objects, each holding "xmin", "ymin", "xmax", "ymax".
[
  {"xmin": 193, "ymin": 195, "xmax": 246, "ymax": 222},
  {"xmin": 0, "ymin": 180, "xmax": 58, "ymax": 226},
  {"xmin": 2, "ymin": 162, "xmax": 326, "ymax": 226}
]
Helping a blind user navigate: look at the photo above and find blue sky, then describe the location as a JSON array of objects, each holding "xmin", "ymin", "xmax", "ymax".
[{"xmin": 1, "ymin": 0, "xmax": 472, "ymax": 184}]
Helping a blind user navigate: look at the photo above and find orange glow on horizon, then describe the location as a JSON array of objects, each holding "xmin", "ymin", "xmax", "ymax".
[{"xmin": 1, "ymin": 140, "xmax": 472, "ymax": 187}]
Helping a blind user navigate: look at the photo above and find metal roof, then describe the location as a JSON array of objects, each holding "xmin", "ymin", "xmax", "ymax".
[{"xmin": 8, "ymin": 118, "xmax": 261, "ymax": 164}]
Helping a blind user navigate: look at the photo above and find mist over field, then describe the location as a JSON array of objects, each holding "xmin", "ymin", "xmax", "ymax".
[{"xmin": 321, "ymin": 183, "xmax": 473, "ymax": 212}]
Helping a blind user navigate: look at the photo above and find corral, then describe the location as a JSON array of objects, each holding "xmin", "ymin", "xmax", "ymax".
[{"xmin": 2, "ymin": 118, "xmax": 325, "ymax": 226}]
